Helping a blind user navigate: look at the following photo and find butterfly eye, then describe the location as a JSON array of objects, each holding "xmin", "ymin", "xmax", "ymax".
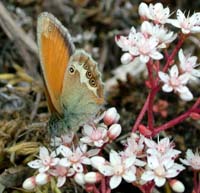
[
  {"xmin": 89, "ymin": 78, "xmax": 97, "ymax": 87},
  {"xmin": 69, "ymin": 66, "xmax": 75, "ymax": 74},
  {"xmin": 86, "ymin": 71, "xmax": 92, "ymax": 79}
]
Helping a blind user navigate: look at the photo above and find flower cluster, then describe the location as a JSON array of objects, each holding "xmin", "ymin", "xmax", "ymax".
[
  {"xmin": 23, "ymin": 131, "xmax": 187, "ymax": 192},
  {"xmin": 116, "ymin": 2, "xmax": 200, "ymax": 101},
  {"xmin": 23, "ymin": 107, "xmax": 122, "ymax": 190}
]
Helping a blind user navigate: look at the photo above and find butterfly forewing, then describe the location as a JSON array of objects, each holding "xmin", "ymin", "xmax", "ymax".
[{"xmin": 37, "ymin": 12, "xmax": 75, "ymax": 114}]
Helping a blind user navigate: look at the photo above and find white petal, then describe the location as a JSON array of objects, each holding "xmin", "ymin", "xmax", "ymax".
[
  {"xmin": 123, "ymin": 170, "xmax": 136, "ymax": 182},
  {"xmin": 150, "ymin": 51, "xmax": 163, "ymax": 60},
  {"xmin": 155, "ymin": 176, "xmax": 166, "ymax": 187},
  {"xmin": 83, "ymin": 125, "xmax": 93, "ymax": 136},
  {"xmin": 39, "ymin": 147, "xmax": 49, "ymax": 160},
  {"xmin": 192, "ymin": 69, "xmax": 200, "ymax": 77},
  {"xmin": 59, "ymin": 158, "xmax": 71, "ymax": 167},
  {"xmin": 124, "ymin": 156, "xmax": 136, "ymax": 168},
  {"xmin": 147, "ymin": 156, "xmax": 159, "ymax": 169},
  {"xmin": 110, "ymin": 150, "xmax": 121, "ymax": 165},
  {"xmin": 177, "ymin": 9, "xmax": 185, "ymax": 22},
  {"xmin": 27, "ymin": 160, "xmax": 42, "ymax": 169},
  {"xmin": 170, "ymin": 65, "xmax": 179, "ymax": 77},
  {"xmin": 91, "ymin": 156, "xmax": 106, "ymax": 169},
  {"xmin": 57, "ymin": 176, "xmax": 66, "ymax": 187},
  {"xmin": 140, "ymin": 55, "xmax": 149, "ymax": 63},
  {"xmin": 110, "ymin": 176, "xmax": 122, "ymax": 189},
  {"xmin": 141, "ymin": 171, "xmax": 155, "ymax": 181},
  {"xmin": 158, "ymin": 72, "xmax": 169, "ymax": 83},
  {"xmin": 178, "ymin": 49, "xmax": 185, "ymax": 64},
  {"xmin": 178, "ymin": 73, "xmax": 190, "ymax": 84},
  {"xmin": 179, "ymin": 158, "xmax": 190, "ymax": 166},
  {"xmin": 162, "ymin": 84, "xmax": 173, "ymax": 92},
  {"xmin": 186, "ymin": 149, "xmax": 195, "ymax": 159},
  {"xmin": 99, "ymin": 165, "xmax": 114, "ymax": 176},
  {"xmin": 58, "ymin": 145, "xmax": 72, "ymax": 157},
  {"xmin": 179, "ymin": 88, "xmax": 193, "ymax": 101}
]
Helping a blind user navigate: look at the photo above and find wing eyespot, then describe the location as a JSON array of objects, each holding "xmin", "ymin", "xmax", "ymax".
[
  {"xmin": 69, "ymin": 66, "xmax": 75, "ymax": 75},
  {"xmin": 86, "ymin": 71, "xmax": 92, "ymax": 79},
  {"xmin": 89, "ymin": 78, "xmax": 97, "ymax": 87}
]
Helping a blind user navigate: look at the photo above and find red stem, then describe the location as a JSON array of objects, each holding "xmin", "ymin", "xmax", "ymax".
[
  {"xmin": 132, "ymin": 94, "xmax": 150, "ymax": 132},
  {"xmin": 93, "ymin": 185, "xmax": 100, "ymax": 193},
  {"xmin": 100, "ymin": 177, "xmax": 106, "ymax": 193},
  {"xmin": 163, "ymin": 33, "xmax": 188, "ymax": 72},
  {"xmin": 193, "ymin": 171, "xmax": 198, "ymax": 193},
  {"xmin": 153, "ymin": 98, "xmax": 200, "ymax": 136},
  {"xmin": 146, "ymin": 60, "xmax": 155, "ymax": 130}
]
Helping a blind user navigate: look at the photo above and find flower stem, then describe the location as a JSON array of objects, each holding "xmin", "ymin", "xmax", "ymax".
[
  {"xmin": 153, "ymin": 98, "xmax": 200, "ymax": 136},
  {"xmin": 132, "ymin": 94, "xmax": 150, "ymax": 132},
  {"xmin": 163, "ymin": 33, "xmax": 188, "ymax": 72}
]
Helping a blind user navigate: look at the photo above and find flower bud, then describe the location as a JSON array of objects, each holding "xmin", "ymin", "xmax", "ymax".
[
  {"xmin": 138, "ymin": 124, "xmax": 152, "ymax": 137},
  {"xmin": 35, "ymin": 173, "xmax": 49, "ymax": 185},
  {"xmin": 108, "ymin": 124, "xmax": 122, "ymax": 140},
  {"xmin": 190, "ymin": 112, "xmax": 200, "ymax": 120},
  {"xmin": 74, "ymin": 173, "xmax": 85, "ymax": 186},
  {"xmin": 169, "ymin": 179, "xmax": 185, "ymax": 193},
  {"xmin": 22, "ymin": 176, "xmax": 36, "ymax": 190},
  {"xmin": 103, "ymin": 107, "xmax": 120, "ymax": 126},
  {"xmin": 121, "ymin": 53, "xmax": 133, "ymax": 65},
  {"xmin": 138, "ymin": 2, "xmax": 149, "ymax": 18},
  {"xmin": 84, "ymin": 172, "xmax": 102, "ymax": 184}
]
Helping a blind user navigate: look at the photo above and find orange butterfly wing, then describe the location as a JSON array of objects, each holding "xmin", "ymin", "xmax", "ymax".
[{"xmin": 37, "ymin": 12, "xmax": 75, "ymax": 114}]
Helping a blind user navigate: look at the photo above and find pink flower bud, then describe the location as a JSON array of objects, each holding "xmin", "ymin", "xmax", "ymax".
[
  {"xmin": 121, "ymin": 53, "xmax": 133, "ymax": 64},
  {"xmin": 35, "ymin": 173, "xmax": 49, "ymax": 185},
  {"xmin": 108, "ymin": 124, "xmax": 122, "ymax": 140},
  {"xmin": 103, "ymin": 107, "xmax": 120, "ymax": 126},
  {"xmin": 190, "ymin": 112, "xmax": 200, "ymax": 120},
  {"xmin": 22, "ymin": 176, "xmax": 36, "ymax": 190},
  {"xmin": 84, "ymin": 172, "xmax": 102, "ymax": 184},
  {"xmin": 138, "ymin": 124, "xmax": 152, "ymax": 137},
  {"xmin": 169, "ymin": 179, "xmax": 185, "ymax": 193},
  {"xmin": 74, "ymin": 173, "xmax": 85, "ymax": 185}
]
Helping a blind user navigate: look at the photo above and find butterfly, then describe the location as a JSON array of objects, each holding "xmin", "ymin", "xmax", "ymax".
[{"xmin": 37, "ymin": 12, "xmax": 104, "ymax": 136}]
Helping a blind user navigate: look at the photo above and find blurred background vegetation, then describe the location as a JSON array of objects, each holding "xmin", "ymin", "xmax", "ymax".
[{"xmin": 0, "ymin": 0, "xmax": 200, "ymax": 192}]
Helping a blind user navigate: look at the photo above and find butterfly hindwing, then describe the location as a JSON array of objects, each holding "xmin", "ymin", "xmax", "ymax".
[{"xmin": 60, "ymin": 50, "xmax": 104, "ymax": 130}]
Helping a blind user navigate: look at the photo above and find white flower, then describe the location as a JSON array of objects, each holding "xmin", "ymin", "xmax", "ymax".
[
  {"xmin": 80, "ymin": 124, "xmax": 108, "ymax": 147},
  {"xmin": 168, "ymin": 10, "xmax": 200, "ymax": 34},
  {"xmin": 115, "ymin": 27, "xmax": 138, "ymax": 52},
  {"xmin": 141, "ymin": 155, "xmax": 185, "ymax": 187},
  {"xmin": 129, "ymin": 33, "xmax": 163, "ymax": 63},
  {"xmin": 144, "ymin": 137, "xmax": 181, "ymax": 159},
  {"xmin": 158, "ymin": 65, "xmax": 193, "ymax": 101},
  {"xmin": 178, "ymin": 49, "xmax": 200, "ymax": 81},
  {"xmin": 124, "ymin": 133, "xmax": 145, "ymax": 156},
  {"xmin": 92, "ymin": 150, "xmax": 137, "ymax": 189},
  {"xmin": 57, "ymin": 144, "xmax": 91, "ymax": 173},
  {"xmin": 139, "ymin": 3, "xmax": 170, "ymax": 24},
  {"xmin": 27, "ymin": 147, "xmax": 59, "ymax": 173},
  {"xmin": 180, "ymin": 149, "xmax": 200, "ymax": 170},
  {"xmin": 141, "ymin": 21, "xmax": 177, "ymax": 48},
  {"xmin": 48, "ymin": 165, "xmax": 75, "ymax": 187},
  {"xmin": 50, "ymin": 133, "xmax": 74, "ymax": 147}
]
